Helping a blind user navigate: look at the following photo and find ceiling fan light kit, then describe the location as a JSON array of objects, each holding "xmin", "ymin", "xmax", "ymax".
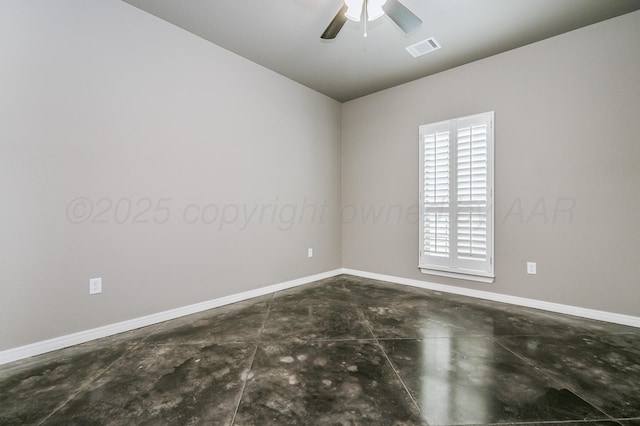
[{"xmin": 321, "ymin": 0, "xmax": 422, "ymax": 39}]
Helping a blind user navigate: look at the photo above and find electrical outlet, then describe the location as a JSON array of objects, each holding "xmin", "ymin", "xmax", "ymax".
[
  {"xmin": 307, "ymin": 248, "xmax": 313, "ymax": 258},
  {"xmin": 89, "ymin": 277, "xmax": 102, "ymax": 295},
  {"xmin": 527, "ymin": 262, "xmax": 537, "ymax": 275}
]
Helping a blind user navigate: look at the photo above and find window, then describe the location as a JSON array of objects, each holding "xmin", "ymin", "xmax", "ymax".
[{"xmin": 419, "ymin": 111, "xmax": 494, "ymax": 283}]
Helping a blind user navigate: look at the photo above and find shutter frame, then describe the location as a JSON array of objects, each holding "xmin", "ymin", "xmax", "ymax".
[{"xmin": 419, "ymin": 112, "xmax": 494, "ymax": 280}]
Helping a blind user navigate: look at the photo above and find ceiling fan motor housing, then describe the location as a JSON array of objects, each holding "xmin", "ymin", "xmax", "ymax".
[{"xmin": 345, "ymin": 0, "xmax": 387, "ymax": 22}]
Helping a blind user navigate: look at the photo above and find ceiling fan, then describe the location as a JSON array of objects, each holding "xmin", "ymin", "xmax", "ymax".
[{"xmin": 321, "ymin": 0, "xmax": 422, "ymax": 39}]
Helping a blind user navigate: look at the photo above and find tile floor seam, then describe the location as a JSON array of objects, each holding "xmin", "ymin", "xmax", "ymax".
[
  {"xmin": 487, "ymin": 420, "xmax": 625, "ymax": 425},
  {"xmin": 438, "ymin": 421, "xmax": 621, "ymax": 426},
  {"xmin": 354, "ymin": 304, "xmax": 427, "ymax": 424},
  {"xmin": 462, "ymin": 421, "xmax": 627, "ymax": 426},
  {"xmin": 230, "ymin": 291, "xmax": 275, "ymax": 425},
  {"xmin": 35, "ymin": 323, "xmax": 167, "ymax": 425},
  {"xmin": 34, "ymin": 340, "xmax": 142, "ymax": 425},
  {"xmin": 256, "ymin": 337, "xmax": 379, "ymax": 344},
  {"xmin": 34, "ymin": 322, "xmax": 166, "ymax": 425},
  {"xmin": 491, "ymin": 338, "xmax": 617, "ymax": 423},
  {"xmin": 4, "ymin": 277, "xmax": 638, "ymax": 424}
]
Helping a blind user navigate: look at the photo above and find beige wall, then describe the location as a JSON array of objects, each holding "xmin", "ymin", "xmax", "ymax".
[
  {"xmin": 0, "ymin": 0, "xmax": 342, "ymax": 350},
  {"xmin": 342, "ymin": 11, "xmax": 640, "ymax": 316},
  {"xmin": 1, "ymin": 2, "xmax": 638, "ymax": 353}
]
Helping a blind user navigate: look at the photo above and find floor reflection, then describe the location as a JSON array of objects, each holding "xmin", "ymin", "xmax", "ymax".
[
  {"xmin": 418, "ymin": 333, "xmax": 491, "ymax": 425},
  {"xmin": 2, "ymin": 275, "xmax": 638, "ymax": 424}
]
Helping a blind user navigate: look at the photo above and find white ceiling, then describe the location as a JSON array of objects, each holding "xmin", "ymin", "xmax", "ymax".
[{"xmin": 122, "ymin": 0, "xmax": 640, "ymax": 102}]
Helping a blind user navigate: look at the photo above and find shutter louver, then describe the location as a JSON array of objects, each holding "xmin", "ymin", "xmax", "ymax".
[
  {"xmin": 457, "ymin": 122, "xmax": 488, "ymax": 260},
  {"xmin": 423, "ymin": 129, "xmax": 450, "ymax": 257},
  {"xmin": 423, "ymin": 212, "xmax": 449, "ymax": 256}
]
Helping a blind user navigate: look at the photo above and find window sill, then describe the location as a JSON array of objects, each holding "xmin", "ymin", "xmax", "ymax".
[{"xmin": 419, "ymin": 268, "xmax": 494, "ymax": 283}]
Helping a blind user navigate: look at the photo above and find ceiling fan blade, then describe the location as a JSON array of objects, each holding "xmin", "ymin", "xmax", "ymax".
[
  {"xmin": 383, "ymin": 0, "xmax": 422, "ymax": 33},
  {"xmin": 321, "ymin": 3, "xmax": 349, "ymax": 39}
]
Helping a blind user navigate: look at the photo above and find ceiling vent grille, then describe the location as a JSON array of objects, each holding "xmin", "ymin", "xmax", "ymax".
[{"xmin": 406, "ymin": 37, "xmax": 441, "ymax": 58}]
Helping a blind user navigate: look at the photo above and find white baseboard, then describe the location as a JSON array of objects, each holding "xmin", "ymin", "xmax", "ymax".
[
  {"xmin": 0, "ymin": 269, "xmax": 342, "ymax": 366},
  {"xmin": 341, "ymin": 268, "xmax": 640, "ymax": 328},
  {"xmin": 3, "ymin": 267, "xmax": 638, "ymax": 366}
]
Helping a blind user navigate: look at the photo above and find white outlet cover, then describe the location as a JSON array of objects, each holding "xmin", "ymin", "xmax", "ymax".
[
  {"xmin": 527, "ymin": 262, "xmax": 537, "ymax": 275},
  {"xmin": 89, "ymin": 277, "xmax": 102, "ymax": 295},
  {"xmin": 307, "ymin": 248, "xmax": 313, "ymax": 258}
]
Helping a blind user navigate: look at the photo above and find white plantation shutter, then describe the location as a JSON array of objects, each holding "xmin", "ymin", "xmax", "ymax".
[
  {"xmin": 456, "ymin": 116, "xmax": 488, "ymax": 261},
  {"xmin": 423, "ymin": 124, "xmax": 450, "ymax": 259},
  {"xmin": 419, "ymin": 112, "xmax": 494, "ymax": 281}
]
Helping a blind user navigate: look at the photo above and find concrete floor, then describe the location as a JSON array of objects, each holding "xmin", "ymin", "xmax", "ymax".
[{"xmin": 1, "ymin": 275, "xmax": 639, "ymax": 425}]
